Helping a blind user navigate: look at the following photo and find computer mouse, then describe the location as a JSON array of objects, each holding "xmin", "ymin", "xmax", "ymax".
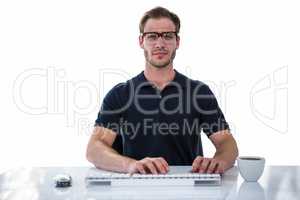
[{"xmin": 53, "ymin": 174, "xmax": 72, "ymax": 187}]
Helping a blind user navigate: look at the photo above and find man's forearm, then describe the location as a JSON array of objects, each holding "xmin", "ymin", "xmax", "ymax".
[
  {"xmin": 87, "ymin": 140, "xmax": 136, "ymax": 173},
  {"xmin": 213, "ymin": 137, "xmax": 239, "ymax": 170}
]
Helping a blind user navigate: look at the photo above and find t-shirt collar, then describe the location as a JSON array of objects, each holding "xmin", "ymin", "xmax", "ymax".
[{"xmin": 133, "ymin": 69, "xmax": 187, "ymax": 89}]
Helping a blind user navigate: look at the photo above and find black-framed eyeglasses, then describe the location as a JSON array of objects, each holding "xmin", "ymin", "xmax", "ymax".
[{"xmin": 141, "ymin": 31, "xmax": 178, "ymax": 42}]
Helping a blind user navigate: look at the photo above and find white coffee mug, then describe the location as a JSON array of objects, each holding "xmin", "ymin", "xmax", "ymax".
[{"xmin": 237, "ymin": 156, "xmax": 265, "ymax": 182}]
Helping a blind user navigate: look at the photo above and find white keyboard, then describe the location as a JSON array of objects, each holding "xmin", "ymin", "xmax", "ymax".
[{"xmin": 85, "ymin": 173, "xmax": 221, "ymax": 186}]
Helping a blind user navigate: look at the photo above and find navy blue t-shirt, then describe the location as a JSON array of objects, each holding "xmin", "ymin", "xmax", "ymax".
[{"xmin": 95, "ymin": 70, "xmax": 229, "ymax": 165}]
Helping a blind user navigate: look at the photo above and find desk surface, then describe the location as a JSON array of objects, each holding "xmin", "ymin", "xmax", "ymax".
[{"xmin": 0, "ymin": 166, "xmax": 299, "ymax": 200}]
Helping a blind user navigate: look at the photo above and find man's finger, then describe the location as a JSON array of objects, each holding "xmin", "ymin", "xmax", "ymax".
[
  {"xmin": 192, "ymin": 156, "xmax": 203, "ymax": 172},
  {"xmin": 198, "ymin": 158, "xmax": 211, "ymax": 173},
  {"xmin": 158, "ymin": 157, "xmax": 169, "ymax": 172},
  {"xmin": 152, "ymin": 159, "xmax": 166, "ymax": 174},
  {"xmin": 215, "ymin": 162, "xmax": 225, "ymax": 174},
  {"xmin": 191, "ymin": 156, "xmax": 201, "ymax": 172},
  {"xmin": 136, "ymin": 162, "xmax": 146, "ymax": 174},
  {"xmin": 144, "ymin": 161, "xmax": 158, "ymax": 174},
  {"xmin": 207, "ymin": 159, "xmax": 218, "ymax": 174}
]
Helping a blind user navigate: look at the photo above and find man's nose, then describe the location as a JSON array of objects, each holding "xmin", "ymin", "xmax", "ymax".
[{"xmin": 154, "ymin": 37, "xmax": 166, "ymax": 48}]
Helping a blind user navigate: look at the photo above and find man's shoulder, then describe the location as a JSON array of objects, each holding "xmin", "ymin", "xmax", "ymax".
[
  {"xmin": 105, "ymin": 72, "xmax": 142, "ymax": 96},
  {"xmin": 107, "ymin": 82, "xmax": 127, "ymax": 95},
  {"xmin": 177, "ymin": 71, "xmax": 210, "ymax": 90}
]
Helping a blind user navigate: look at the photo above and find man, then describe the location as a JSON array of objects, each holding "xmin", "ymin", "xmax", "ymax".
[{"xmin": 86, "ymin": 7, "xmax": 238, "ymax": 174}]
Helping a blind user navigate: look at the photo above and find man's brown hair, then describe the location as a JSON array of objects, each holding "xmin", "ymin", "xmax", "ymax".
[{"xmin": 139, "ymin": 7, "xmax": 181, "ymax": 33}]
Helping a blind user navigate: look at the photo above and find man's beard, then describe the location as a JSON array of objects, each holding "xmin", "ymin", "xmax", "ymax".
[{"xmin": 144, "ymin": 50, "xmax": 176, "ymax": 69}]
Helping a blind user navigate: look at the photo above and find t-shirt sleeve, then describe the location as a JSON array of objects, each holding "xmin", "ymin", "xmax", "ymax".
[
  {"xmin": 95, "ymin": 84, "xmax": 125, "ymax": 135},
  {"xmin": 196, "ymin": 82, "xmax": 230, "ymax": 137}
]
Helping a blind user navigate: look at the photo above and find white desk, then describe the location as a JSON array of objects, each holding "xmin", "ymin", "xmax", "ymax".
[{"xmin": 0, "ymin": 166, "xmax": 299, "ymax": 199}]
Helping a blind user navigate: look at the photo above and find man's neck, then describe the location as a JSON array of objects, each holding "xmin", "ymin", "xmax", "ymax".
[{"xmin": 144, "ymin": 64, "xmax": 176, "ymax": 91}]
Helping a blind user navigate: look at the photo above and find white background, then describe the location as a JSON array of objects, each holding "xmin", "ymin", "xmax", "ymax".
[{"xmin": 1, "ymin": 0, "xmax": 299, "ymax": 173}]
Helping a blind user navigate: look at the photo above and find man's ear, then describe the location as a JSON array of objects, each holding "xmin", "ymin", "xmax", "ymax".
[
  {"xmin": 139, "ymin": 35, "xmax": 144, "ymax": 49},
  {"xmin": 176, "ymin": 36, "xmax": 180, "ymax": 49}
]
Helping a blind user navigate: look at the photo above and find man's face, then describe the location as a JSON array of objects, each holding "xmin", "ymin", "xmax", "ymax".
[{"xmin": 139, "ymin": 18, "xmax": 180, "ymax": 69}]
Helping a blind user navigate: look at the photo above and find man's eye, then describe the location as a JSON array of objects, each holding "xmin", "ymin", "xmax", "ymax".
[
  {"xmin": 146, "ymin": 34, "xmax": 158, "ymax": 40},
  {"xmin": 163, "ymin": 33, "xmax": 175, "ymax": 40}
]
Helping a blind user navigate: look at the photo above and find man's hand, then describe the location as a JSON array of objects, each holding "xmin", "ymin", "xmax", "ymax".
[
  {"xmin": 192, "ymin": 156, "xmax": 227, "ymax": 174},
  {"xmin": 127, "ymin": 157, "xmax": 169, "ymax": 174}
]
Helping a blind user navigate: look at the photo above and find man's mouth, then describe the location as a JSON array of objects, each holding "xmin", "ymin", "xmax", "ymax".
[{"xmin": 152, "ymin": 51, "xmax": 168, "ymax": 57}]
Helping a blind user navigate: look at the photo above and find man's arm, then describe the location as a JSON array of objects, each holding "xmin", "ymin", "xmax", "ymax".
[
  {"xmin": 210, "ymin": 130, "xmax": 239, "ymax": 170},
  {"xmin": 192, "ymin": 129, "xmax": 238, "ymax": 173},
  {"xmin": 86, "ymin": 126, "xmax": 169, "ymax": 174},
  {"xmin": 86, "ymin": 126, "xmax": 134, "ymax": 173}
]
